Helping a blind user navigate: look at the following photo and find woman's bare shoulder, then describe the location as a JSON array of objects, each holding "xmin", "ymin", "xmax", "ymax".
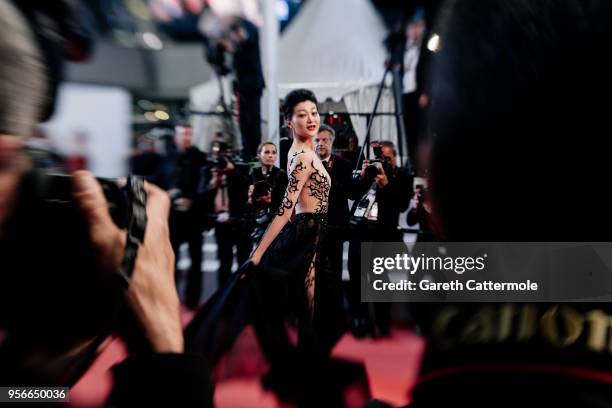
[{"xmin": 288, "ymin": 149, "xmax": 316, "ymax": 167}]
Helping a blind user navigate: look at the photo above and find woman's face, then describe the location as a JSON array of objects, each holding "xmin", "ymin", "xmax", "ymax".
[
  {"xmin": 258, "ymin": 143, "xmax": 277, "ymax": 167},
  {"xmin": 289, "ymin": 100, "xmax": 320, "ymax": 140}
]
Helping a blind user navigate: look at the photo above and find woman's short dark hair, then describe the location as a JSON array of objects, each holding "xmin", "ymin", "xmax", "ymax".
[
  {"xmin": 282, "ymin": 89, "xmax": 318, "ymax": 120},
  {"xmin": 257, "ymin": 140, "xmax": 276, "ymax": 155}
]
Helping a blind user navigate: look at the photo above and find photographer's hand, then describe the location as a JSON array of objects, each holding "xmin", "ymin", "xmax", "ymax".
[
  {"xmin": 257, "ymin": 192, "xmax": 272, "ymax": 204},
  {"xmin": 223, "ymin": 160, "xmax": 235, "ymax": 173},
  {"xmin": 375, "ymin": 170, "xmax": 389, "ymax": 188},
  {"xmin": 247, "ymin": 184, "xmax": 254, "ymax": 205},
  {"xmin": 209, "ymin": 168, "xmax": 222, "ymax": 188},
  {"xmin": 410, "ymin": 192, "xmax": 422, "ymax": 210},
  {"xmin": 360, "ymin": 159, "xmax": 371, "ymax": 179},
  {"xmin": 72, "ymin": 171, "xmax": 183, "ymax": 353}
]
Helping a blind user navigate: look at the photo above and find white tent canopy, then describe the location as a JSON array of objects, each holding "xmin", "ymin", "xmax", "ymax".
[
  {"xmin": 278, "ymin": 0, "xmax": 387, "ymax": 101},
  {"xmin": 190, "ymin": 0, "xmax": 400, "ymax": 154},
  {"xmin": 189, "ymin": 76, "xmax": 240, "ymax": 152}
]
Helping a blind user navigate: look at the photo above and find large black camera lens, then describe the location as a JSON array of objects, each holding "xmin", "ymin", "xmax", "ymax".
[
  {"xmin": 214, "ymin": 156, "xmax": 228, "ymax": 170},
  {"xmin": 364, "ymin": 162, "xmax": 381, "ymax": 181},
  {"xmin": 252, "ymin": 180, "xmax": 272, "ymax": 199}
]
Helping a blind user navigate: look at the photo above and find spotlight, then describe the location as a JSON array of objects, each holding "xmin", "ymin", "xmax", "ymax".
[
  {"xmin": 427, "ymin": 33, "xmax": 440, "ymax": 52},
  {"xmin": 142, "ymin": 31, "xmax": 163, "ymax": 50}
]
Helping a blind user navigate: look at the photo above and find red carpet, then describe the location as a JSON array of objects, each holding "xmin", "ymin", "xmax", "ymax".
[{"xmin": 70, "ymin": 308, "xmax": 424, "ymax": 407}]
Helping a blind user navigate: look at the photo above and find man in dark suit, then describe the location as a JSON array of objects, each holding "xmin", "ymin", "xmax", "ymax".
[
  {"xmin": 314, "ymin": 124, "xmax": 355, "ymax": 350},
  {"xmin": 225, "ymin": 19, "xmax": 265, "ymax": 160},
  {"xmin": 198, "ymin": 146, "xmax": 250, "ymax": 287},
  {"xmin": 315, "ymin": 124, "xmax": 354, "ymax": 278},
  {"xmin": 348, "ymin": 141, "xmax": 412, "ymax": 337},
  {"xmin": 168, "ymin": 125, "xmax": 207, "ymax": 309}
]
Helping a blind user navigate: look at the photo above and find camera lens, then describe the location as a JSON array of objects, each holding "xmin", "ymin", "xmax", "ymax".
[
  {"xmin": 364, "ymin": 163, "xmax": 380, "ymax": 180},
  {"xmin": 215, "ymin": 156, "xmax": 228, "ymax": 170},
  {"xmin": 253, "ymin": 181, "xmax": 271, "ymax": 199}
]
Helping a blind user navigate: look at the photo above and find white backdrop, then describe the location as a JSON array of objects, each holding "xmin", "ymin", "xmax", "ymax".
[
  {"xmin": 41, "ymin": 83, "xmax": 131, "ymax": 178},
  {"xmin": 277, "ymin": 0, "xmax": 387, "ymax": 101}
]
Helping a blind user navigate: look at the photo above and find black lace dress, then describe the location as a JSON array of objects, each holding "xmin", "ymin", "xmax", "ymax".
[
  {"xmin": 254, "ymin": 157, "xmax": 336, "ymax": 362},
  {"xmin": 186, "ymin": 157, "xmax": 341, "ymax": 367}
]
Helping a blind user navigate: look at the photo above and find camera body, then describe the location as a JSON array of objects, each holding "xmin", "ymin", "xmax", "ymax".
[
  {"xmin": 209, "ymin": 141, "xmax": 244, "ymax": 172},
  {"xmin": 0, "ymin": 166, "xmax": 130, "ymax": 343},
  {"xmin": 252, "ymin": 180, "xmax": 272, "ymax": 201},
  {"xmin": 363, "ymin": 143, "xmax": 394, "ymax": 182},
  {"xmin": 212, "ymin": 155, "xmax": 229, "ymax": 170},
  {"xmin": 363, "ymin": 160, "xmax": 385, "ymax": 180}
]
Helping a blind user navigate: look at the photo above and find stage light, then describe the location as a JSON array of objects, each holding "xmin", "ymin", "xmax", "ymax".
[
  {"xmin": 154, "ymin": 110, "xmax": 170, "ymax": 120},
  {"xmin": 277, "ymin": 0, "xmax": 289, "ymax": 21},
  {"xmin": 427, "ymin": 33, "xmax": 440, "ymax": 52},
  {"xmin": 144, "ymin": 112, "xmax": 159, "ymax": 122},
  {"xmin": 142, "ymin": 31, "xmax": 163, "ymax": 50},
  {"xmin": 138, "ymin": 99, "xmax": 154, "ymax": 110}
]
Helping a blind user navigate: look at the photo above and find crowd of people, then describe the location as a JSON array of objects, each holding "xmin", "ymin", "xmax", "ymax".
[
  {"xmin": 3, "ymin": 0, "xmax": 612, "ymax": 407},
  {"xmin": 152, "ymin": 114, "xmax": 415, "ymax": 345}
]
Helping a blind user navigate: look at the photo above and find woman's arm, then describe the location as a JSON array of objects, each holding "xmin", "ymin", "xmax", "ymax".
[{"xmin": 250, "ymin": 152, "xmax": 311, "ymax": 265}]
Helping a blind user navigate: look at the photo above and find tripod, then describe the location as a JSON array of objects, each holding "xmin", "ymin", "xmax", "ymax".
[
  {"xmin": 348, "ymin": 32, "xmax": 413, "ymax": 339},
  {"xmin": 192, "ymin": 36, "xmax": 240, "ymax": 150},
  {"xmin": 354, "ymin": 38, "xmax": 412, "ymax": 174},
  {"xmin": 214, "ymin": 72, "xmax": 240, "ymax": 148}
]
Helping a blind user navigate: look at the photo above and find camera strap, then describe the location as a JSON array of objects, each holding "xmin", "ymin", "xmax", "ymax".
[{"xmin": 118, "ymin": 176, "xmax": 147, "ymax": 287}]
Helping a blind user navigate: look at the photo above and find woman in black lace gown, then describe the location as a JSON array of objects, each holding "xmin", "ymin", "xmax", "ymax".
[{"xmin": 250, "ymin": 89, "xmax": 333, "ymax": 362}]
